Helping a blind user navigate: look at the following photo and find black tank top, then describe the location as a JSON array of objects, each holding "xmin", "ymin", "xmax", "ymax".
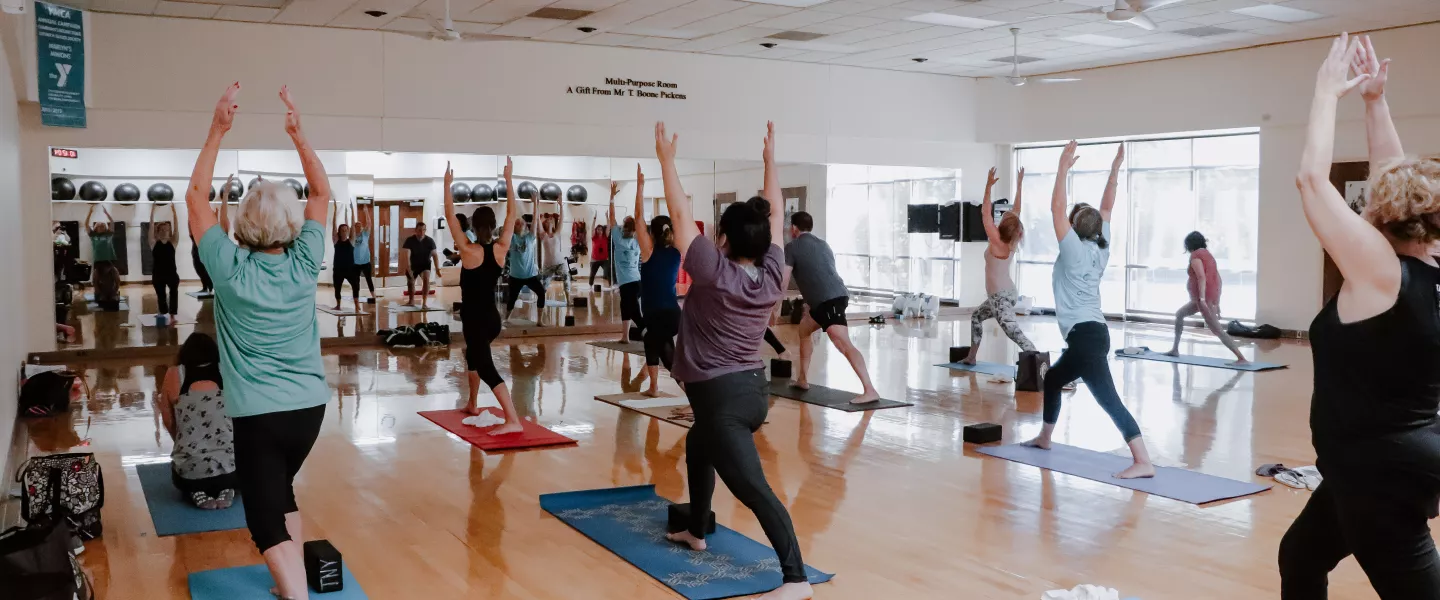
[
  {"xmin": 1310, "ymin": 255, "xmax": 1440, "ymax": 453},
  {"xmin": 153, "ymin": 241, "xmax": 177, "ymax": 277},
  {"xmin": 180, "ymin": 361, "xmax": 224, "ymax": 395},
  {"xmin": 333, "ymin": 239, "xmax": 354, "ymax": 270},
  {"xmin": 460, "ymin": 243, "xmax": 502, "ymax": 323}
]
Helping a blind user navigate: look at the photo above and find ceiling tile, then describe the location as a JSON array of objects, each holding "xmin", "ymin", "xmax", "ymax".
[
  {"xmin": 531, "ymin": 23, "xmax": 595, "ymax": 39},
  {"xmin": 89, "ymin": 0, "xmax": 159, "ymax": 14},
  {"xmin": 622, "ymin": 35, "xmax": 691, "ymax": 47},
  {"xmin": 582, "ymin": 31, "xmax": 646, "ymax": 44},
  {"xmin": 153, "ymin": 0, "xmax": 221, "ymax": 18},
  {"xmin": 490, "ymin": 16, "xmax": 571, "ymax": 35},
  {"xmin": 215, "ymin": 5, "xmax": 280, "ymax": 21},
  {"xmin": 809, "ymin": 0, "xmax": 877, "ymax": 15},
  {"xmin": 464, "ymin": 0, "xmax": 556, "ymax": 24},
  {"xmin": 858, "ymin": 6, "xmax": 922, "ymax": 19},
  {"xmin": 682, "ymin": 10, "xmax": 770, "ymax": 35},
  {"xmin": 547, "ymin": 0, "xmax": 626, "ymax": 10},
  {"xmin": 328, "ymin": 0, "xmax": 423, "ymax": 27},
  {"xmin": 869, "ymin": 19, "xmax": 929, "ymax": 32},
  {"xmin": 272, "ymin": 0, "xmax": 357, "ymax": 25},
  {"xmin": 755, "ymin": 9, "xmax": 838, "ymax": 29}
]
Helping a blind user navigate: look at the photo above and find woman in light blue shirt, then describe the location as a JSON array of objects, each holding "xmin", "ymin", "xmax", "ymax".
[
  {"xmin": 1027, "ymin": 141, "xmax": 1153, "ymax": 480},
  {"xmin": 353, "ymin": 207, "xmax": 374, "ymax": 299},
  {"xmin": 608, "ymin": 180, "xmax": 644, "ymax": 344}
]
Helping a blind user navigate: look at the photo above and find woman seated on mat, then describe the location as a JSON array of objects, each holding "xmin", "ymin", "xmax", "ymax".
[
  {"xmin": 1279, "ymin": 33, "xmax": 1440, "ymax": 599},
  {"xmin": 1162, "ymin": 231, "xmax": 1247, "ymax": 363},
  {"xmin": 157, "ymin": 332, "xmax": 236, "ymax": 509}
]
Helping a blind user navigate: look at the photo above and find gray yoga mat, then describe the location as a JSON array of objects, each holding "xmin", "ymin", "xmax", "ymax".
[
  {"xmin": 86, "ymin": 300, "xmax": 130, "ymax": 312},
  {"xmin": 390, "ymin": 304, "xmax": 447, "ymax": 313},
  {"xmin": 587, "ymin": 340, "xmax": 645, "ymax": 356},
  {"xmin": 937, "ymin": 361, "xmax": 1016, "ymax": 378},
  {"xmin": 1115, "ymin": 350, "xmax": 1285, "ymax": 372},
  {"xmin": 185, "ymin": 291, "xmax": 214, "ymax": 300},
  {"xmin": 978, "ymin": 443, "xmax": 1272, "ymax": 505},
  {"xmin": 765, "ymin": 380, "xmax": 911, "ymax": 412},
  {"xmin": 318, "ymin": 305, "xmax": 367, "ymax": 317}
]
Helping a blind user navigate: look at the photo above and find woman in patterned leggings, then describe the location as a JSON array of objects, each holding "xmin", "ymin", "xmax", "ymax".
[{"xmin": 962, "ymin": 166, "xmax": 1036, "ymax": 365}]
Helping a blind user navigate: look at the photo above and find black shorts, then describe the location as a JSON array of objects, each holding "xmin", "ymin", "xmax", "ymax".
[
  {"xmin": 808, "ymin": 296, "xmax": 849, "ymax": 331},
  {"xmin": 356, "ymin": 263, "xmax": 373, "ymax": 277},
  {"xmin": 408, "ymin": 265, "xmax": 431, "ymax": 277},
  {"xmin": 619, "ymin": 282, "xmax": 642, "ymax": 321}
]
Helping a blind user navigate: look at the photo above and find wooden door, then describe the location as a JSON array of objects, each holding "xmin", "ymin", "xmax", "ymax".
[{"xmin": 375, "ymin": 200, "xmax": 425, "ymax": 285}]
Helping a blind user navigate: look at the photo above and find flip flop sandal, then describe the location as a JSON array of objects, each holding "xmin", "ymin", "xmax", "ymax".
[{"xmin": 1256, "ymin": 463, "xmax": 1289, "ymax": 477}]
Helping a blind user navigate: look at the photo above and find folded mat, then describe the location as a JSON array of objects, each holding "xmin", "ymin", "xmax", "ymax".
[
  {"xmin": 936, "ymin": 361, "xmax": 1016, "ymax": 378},
  {"xmin": 135, "ymin": 462, "xmax": 246, "ymax": 536},
  {"xmin": 189, "ymin": 564, "xmax": 366, "ymax": 599},
  {"xmin": 1114, "ymin": 350, "xmax": 1285, "ymax": 372},
  {"xmin": 596, "ymin": 392, "xmax": 694, "ymax": 428},
  {"xmin": 390, "ymin": 304, "xmax": 447, "ymax": 313},
  {"xmin": 765, "ymin": 380, "xmax": 911, "ymax": 412},
  {"xmin": 978, "ymin": 443, "xmax": 1271, "ymax": 505},
  {"xmin": 418, "ymin": 408, "xmax": 576, "ymax": 451},
  {"xmin": 541, "ymin": 484, "xmax": 833, "ymax": 600},
  {"xmin": 185, "ymin": 290, "xmax": 215, "ymax": 299},
  {"xmin": 317, "ymin": 305, "xmax": 368, "ymax": 316}
]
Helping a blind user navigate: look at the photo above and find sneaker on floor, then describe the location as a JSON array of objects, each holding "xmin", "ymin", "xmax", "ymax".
[
  {"xmin": 1292, "ymin": 465, "xmax": 1322, "ymax": 490},
  {"xmin": 1274, "ymin": 469, "xmax": 1308, "ymax": 490},
  {"xmin": 1062, "ymin": 382, "xmax": 1077, "ymax": 391}
]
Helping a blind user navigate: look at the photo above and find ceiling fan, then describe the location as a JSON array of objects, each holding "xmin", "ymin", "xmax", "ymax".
[
  {"xmin": 998, "ymin": 28, "xmax": 1080, "ymax": 86},
  {"xmin": 1103, "ymin": 0, "xmax": 1187, "ymax": 31},
  {"xmin": 399, "ymin": 0, "xmax": 507, "ymax": 42}
]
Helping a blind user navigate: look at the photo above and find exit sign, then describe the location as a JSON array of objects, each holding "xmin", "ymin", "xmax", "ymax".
[{"xmin": 51, "ymin": 148, "xmax": 78, "ymax": 159}]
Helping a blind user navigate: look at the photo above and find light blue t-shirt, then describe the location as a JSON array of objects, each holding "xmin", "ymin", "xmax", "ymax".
[
  {"xmin": 353, "ymin": 230, "xmax": 371, "ymax": 265},
  {"xmin": 199, "ymin": 221, "xmax": 328, "ymax": 418},
  {"xmin": 507, "ymin": 232, "xmax": 538, "ymax": 279},
  {"xmin": 612, "ymin": 229, "xmax": 641, "ymax": 285},
  {"xmin": 465, "ymin": 230, "xmax": 477, "ymax": 243},
  {"xmin": 1052, "ymin": 222, "xmax": 1111, "ymax": 338}
]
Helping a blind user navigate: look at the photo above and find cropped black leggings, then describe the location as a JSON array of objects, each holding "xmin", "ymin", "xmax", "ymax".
[
  {"xmin": 1043, "ymin": 321, "xmax": 1142, "ymax": 442},
  {"xmin": 764, "ymin": 328, "xmax": 786, "ymax": 355},
  {"xmin": 504, "ymin": 276, "xmax": 546, "ymax": 314},
  {"xmin": 232, "ymin": 404, "xmax": 325, "ymax": 553},
  {"xmin": 333, "ymin": 266, "xmax": 359, "ymax": 303},
  {"xmin": 644, "ymin": 308, "xmax": 680, "ymax": 368},
  {"xmin": 685, "ymin": 368, "xmax": 806, "ymax": 583},
  {"xmin": 589, "ymin": 260, "xmax": 610, "ymax": 286},
  {"xmin": 356, "ymin": 263, "xmax": 374, "ymax": 295},
  {"xmin": 463, "ymin": 314, "xmax": 505, "ymax": 390},
  {"xmin": 153, "ymin": 273, "xmax": 179, "ymax": 315}
]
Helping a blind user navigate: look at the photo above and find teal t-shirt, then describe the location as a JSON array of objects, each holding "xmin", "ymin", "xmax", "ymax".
[
  {"xmin": 508, "ymin": 232, "xmax": 538, "ymax": 279},
  {"xmin": 90, "ymin": 233, "xmax": 117, "ymax": 263},
  {"xmin": 612, "ymin": 229, "xmax": 641, "ymax": 285},
  {"xmin": 199, "ymin": 221, "xmax": 329, "ymax": 418},
  {"xmin": 353, "ymin": 230, "xmax": 371, "ymax": 265},
  {"xmin": 1052, "ymin": 222, "xmax": 1111, "ymax": 338}
]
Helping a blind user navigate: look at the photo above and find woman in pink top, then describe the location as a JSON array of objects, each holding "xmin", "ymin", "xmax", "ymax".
[{"xmin": 1164, "ymin": 231, "xmax": 1248, "ymax": 363}]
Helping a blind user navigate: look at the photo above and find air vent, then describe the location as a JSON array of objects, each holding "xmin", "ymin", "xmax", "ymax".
[
  {"xmin": 766, "ymin": 30, "xmax": 826, "ymax": 41},
  {"xmin": 991, "ymin": 55, "xmax": 1042, "ymax": 64},
  {"xmin": 528, "ymin": 7, "xmax": 593, "ymax": 20},
  {"xmin": 1173, "ymin": 26, "xmax": 1237, "ymax": 37}
]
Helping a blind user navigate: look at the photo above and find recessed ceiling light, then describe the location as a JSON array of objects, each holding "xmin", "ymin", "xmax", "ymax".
[
  {"xmin": 905, "ymin": 12, "xmax": 1006, "ymax": 29},
  {"xmin": 760, "ymin": 42, "xmax": 778, "ymax": 48},
  {"xmin": 577, "ymin": 26, "xmax": 596, "ymax": 33},
  {"xmin": 364, "ymin": 10, "xmax": 386, "ymax": 17},
  {"xmin": 1063, "ymin": 34, "xmax": 1140, "ymax": 48},
  {"xmin": 912, "ymin": 57, "xmax": 927, "ymax": 63},
  {"xmin": 1231, "ymin": 4, "xmax": 1324, "ymax": 23}
]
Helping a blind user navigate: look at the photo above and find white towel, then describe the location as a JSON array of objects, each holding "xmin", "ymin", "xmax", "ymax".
[
  {"xmin": 462, "ymin": 412, "xmax": 506, "ymax": 428},
  {"xmin": 1042, "ymin": 584, "xmax": 1120, "ymax": 600}
]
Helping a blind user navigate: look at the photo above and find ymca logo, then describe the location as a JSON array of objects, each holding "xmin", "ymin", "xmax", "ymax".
[
  {"xmin": 54, "ymin": 63, "xmax": 71, "ymax": 88},
  {"xmin": 43, "ymin": 3, "xmax": 70, "ymax": 18}
]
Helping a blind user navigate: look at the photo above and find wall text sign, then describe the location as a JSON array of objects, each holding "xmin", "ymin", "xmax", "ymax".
[{"xmin": 568, "ymin": 78, "xmax": 687, "ymax": 100}]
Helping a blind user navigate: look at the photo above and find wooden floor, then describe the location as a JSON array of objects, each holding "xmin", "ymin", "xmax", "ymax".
[{"xmin": 20, "ymin": 314, "xmax": 1410, "ymax": 599}]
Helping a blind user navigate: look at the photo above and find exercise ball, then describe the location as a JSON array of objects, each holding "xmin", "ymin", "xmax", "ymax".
[
  {"xmin": 247, "ymin": 177, "xmax": 263, "ymax": 195},
  {"xmin": 147, "ymin": 183, "xmax": 174, "ymax": 203},
  {"xmin": 566, "ymin": 185, "xmax": 588, "ymax": 204},
  {"xmin": 224, "ymin": 179, "xmax": 244, "ymax": 200},
  {"xmin": 471, "ymin": 183, "xmax": 495, "ymax": 203},
  {"xmin": 451, "ymin": 182, "xmax": 472, "ymax": 202},
  {"xmin": 303, "ymin": 182, "xmax": 312, "ymax": 199},
  {"xmin": 517, "ymin": 181, "xmax": 538, "ymax": 200},
  {"xmin": 78, "ymin": 181, "xmax": 107, "ymax": 202},
  {"xmin": 495, "ymin": 179, "xmax": 508, "ymax": 200},
  {"xmin": 208, "ymin": 186, "xmax": 216, "ymax": 201},
  {"xmin": 282, "ymin": 178, "xmax": 304, "ymax": 199},
  {"xmin": 52, "ymin": 177, "xmax": 76, "ymax": 201},
  {"xmin": 113, "ymin": 183, "xmax": 141, "ymax": 203},
  {"xmin": 540, "ymin": 182, "xmax": 562, "ymax": 202}
]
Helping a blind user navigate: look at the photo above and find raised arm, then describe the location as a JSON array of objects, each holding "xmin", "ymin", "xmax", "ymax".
[
  {"xmin": 762, "ymin": 121, "xmax": 783, "ymax": 248},
  {"xmin": 1100, "ymin": 144, "xmax": 1124, "ymax": 222},
  {"xmin": 85, "ymin": 204, "xmax": 97, "ymax": 232},
  {"xmin": 654, "ymin": 122, "xmax": 700, "ymax": 254},
  {"xmin": 443, "ymin": 163, "xmax": 469, "ymax": 253},
  {"xmin": 495, "ymin": 157, "xmax": 518, "ymax": 257},
  {"xmin": 1297, "ymin": 34, "xmax": 1397, "ymax": 300},
  {"xmin": 608, "ymin": 181, "xmax": 618, "ymax": 229},
  {"xmin": 149, "ymin": 202, "xmax": 160, "ymax": 248},
  {"xmin": 101, "ymin": 204, "xmax": 113, "ymax": 227},
  {"xmin": 981, "ymin": 167, "xmax": 1002, "ymax": 252},
  {"xmin": 1352, "ymin": 35, "xmax": 1403, "ymax": 172},
  {"xmin": 634, "ymin": 165, "xmax": 654, "ymax": 261},
  {"xmin": 1012, "ymin": 166, "xmax": 1025, "ymax": 216},
  {"xmin": 185, "ymin": 84, "xmax": 236, "ymax": 241},
  {"xmin": 1052, "ymin": 141, "xmax": 1079, "ymax": 241},
  {"xmin": 218, "ymin": 175, "xmax": 232, "ymax": 234},
  {"xmin": 330, "ymin": 197, "xmax": 339, "ymax": 242},
  {"xmin": 279, "ymin": 86, "xmax": 331, "ymax": 224}
]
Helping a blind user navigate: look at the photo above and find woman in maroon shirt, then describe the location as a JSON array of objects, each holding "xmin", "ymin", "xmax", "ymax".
[
  {"xmin": 1163, "ymin": 231, "xmax": 1248, "ymax": 364},
  {"xmin": 589, "ymin": 222, "xmax": 610, "ymax": 287}
]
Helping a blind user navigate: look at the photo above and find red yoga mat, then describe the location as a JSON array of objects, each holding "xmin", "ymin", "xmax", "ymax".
[{"xmin": 418, "ymin": 408, "xmax": 577, "ymax": 451}]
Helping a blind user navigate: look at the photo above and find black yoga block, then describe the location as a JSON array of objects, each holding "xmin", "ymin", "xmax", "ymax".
[
  {"xmin": 771, "ymin": 359, "xmax": 792, "ymax": 379},
  {"xmin": 594, "ymin": 284, "xmax": 602, "ymax": 292},
  {"xmin": 780, "ymin": 299, "xmax": 792, "ymax": 317},
  {"xmin": 564, "ymin": 315, "xmax": 576, "ymax": 326},
  {"xmin": 365, "ymin": 297, "xmax": 376, "ymax": 304},
  {"xmin": 452, "ymin": 301, "xmax": 463, "ymax": 313},
  {"xmin": 963, "ymin": 423, "xmax": 1002, "ymax": 444},
  {"xmin": 949, "ymin": 346, "xmax": 970, "ymax": 363},
  {"xmin": 667, "ymin": 503, "xmax": 717, "ymax": 535},
  {"xmin": 629, "ymin": 326, "xmax": 643, "ymax": 341},
  {"xmin": 304, "ymin": 540, "xmax": 344, "ymax": 593},
  {"xmin": 572, "ymin": 296, "xmax": 588, "ymax": 308}
]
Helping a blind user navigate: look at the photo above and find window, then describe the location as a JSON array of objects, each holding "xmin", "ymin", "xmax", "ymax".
[
  {"xmin": 827, "ymin": 165, "xmax": 960, "ymax": 299},
  {"xmin": 1013, "ymin": 132, "xmax": 1260, "ymax": 319}
]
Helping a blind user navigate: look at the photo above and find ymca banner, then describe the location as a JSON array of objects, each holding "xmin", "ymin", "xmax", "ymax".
[{"xmin": 35, "ymin": 0, "xmax": 85, "ymax": 128}]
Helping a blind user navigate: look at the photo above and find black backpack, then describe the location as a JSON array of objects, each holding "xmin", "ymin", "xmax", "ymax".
[
  {"xmin": 379, "ymin": 322, "xmax": 451, "ymax": 348},
  {"xmin": 0, "ymin": 518, "xmax": 94, "ymax": 600},
  {"xmin": 19, "ymin": 372, "xmax": 74, "ymax": 418},
  {"xmin": 1227, "ymin": 320, "xmax": 1282, "ymax": 339},
  {"xmin": 17, "ymin": 454, "xmax": 105, "ymax": 541}
]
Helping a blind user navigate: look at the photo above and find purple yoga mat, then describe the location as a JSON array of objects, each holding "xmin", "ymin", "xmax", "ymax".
[{"xmin": 978, "ymin": 443, "xmax": 1272, "ymax": 505}]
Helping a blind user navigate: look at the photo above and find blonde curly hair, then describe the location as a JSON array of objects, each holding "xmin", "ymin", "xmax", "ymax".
[{"xmin": 1363, "ymin": 157, "xmax": 1440, "ymax": 242}]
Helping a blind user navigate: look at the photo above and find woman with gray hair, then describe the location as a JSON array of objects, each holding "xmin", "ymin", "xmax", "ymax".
[{"xmin": 185, "ymin": 82, "xmax": 331, "ymax": 600}]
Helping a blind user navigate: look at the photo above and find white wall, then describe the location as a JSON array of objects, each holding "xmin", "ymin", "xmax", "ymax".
[
  {"xmin": 0, "ymin": 16, "xmax": 25, "ymax": 484},
  {"xmin": 975, "ymin": 23, "xmax": 1440, "ymax": 330}
]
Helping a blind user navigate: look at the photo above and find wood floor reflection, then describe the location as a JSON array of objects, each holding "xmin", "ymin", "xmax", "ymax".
[{"xmin": 24, "ymin": 315, "xmax": 1410, "ymax": 599}]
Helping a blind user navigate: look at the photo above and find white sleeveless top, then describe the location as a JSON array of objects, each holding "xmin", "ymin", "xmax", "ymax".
[
  {"xmin": 984, "ymin": 246, "xmax": 1017, "ymax": 295},
  {"xmin": 542, "ymin": 233, "xmax": 565, "ymax": 268}
]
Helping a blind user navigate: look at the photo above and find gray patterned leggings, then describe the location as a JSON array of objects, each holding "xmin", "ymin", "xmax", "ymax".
[{"xmin": 971, "ymin": 288, "xmax": 1036, "ymax": 352}]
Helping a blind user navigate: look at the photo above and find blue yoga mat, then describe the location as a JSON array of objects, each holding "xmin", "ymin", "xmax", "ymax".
[
  {"xmin": 136, "ymin": 462, "xmax": 246, "ymax": 536},
  {"xmin": 541, "ymin": 485, "xmax": 833, "ymax": 599},
  {"xmin": 937, "ymin": 361, "xmax": 1016, "ymax": 377},
  {"xmin": 1114, "ymin": 350, "xmax": 1285, "ymax": 372},
  {"xmin": 189, "ymin": 564, "xmax": 367, "ymax": 599},
  {"xmin": 978, "ymin": 443, "xmax": 1271, "ymax": 505}
]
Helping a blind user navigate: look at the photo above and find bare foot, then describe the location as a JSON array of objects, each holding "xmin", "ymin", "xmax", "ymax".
[
  {"xmin": 960, "ymin": 357, "xmax": 977, "ymax": 365},
  {"xmin": 643, "ymin": 388, "xmax": 661, "ymax": 398},
  {"xmin": 404, "ymin": 300, "xmax": 415, "ymax": 307},
  {"xmin": 757, "ymin": 581, "xmax": 814, "ymax": 600},
  {"xmin": 1022, "ymin": 436, "xmax": 1052, "ymax": 450},
  {"xmin": 1229, "ymin": 358, "xmax": 1250, "ymax": 366},
  {"xmin": 851, "ymin": 390, "xmax": 880, "ymax": 404},
  {"xmin": 334, "ymin": 304, "xmax": 342, "ymax": 311},
  {"xmin": 790, "ymin": 380, "xmax": 810, "ymax": 391},
  {"xmin": 1114, "ymin": 461, "xmax": 1156, "ymax": 479},
  {"xmin": 1162, "ymin": 349, "xmax": 1179, "ymax": 357},
  {"xmin": 462, "ymin": 403, "xmax": 482, "ymax": 416},
  {"xmin": 488, "ymin": 421, "xmax": 525, "ymax": 436},
  {"xmin": 665, "ymin": 530, "xmax": 707, "ymax": 551}
]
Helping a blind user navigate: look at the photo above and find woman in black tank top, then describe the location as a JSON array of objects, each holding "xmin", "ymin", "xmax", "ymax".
[
  {"xmin": 150, "ymin": 202, "xmax": 181, "ymax": 322},
  {"xmin": 331, "ymin": 205, "xmax": 359, "ymax": 311},
  {"xmin": 1280, "ymin": 35, "xmax": 1440, "ymax": 598},
  {"xmin": 444, "ymin": 161, "xmax": 526, "ymax": 435}
]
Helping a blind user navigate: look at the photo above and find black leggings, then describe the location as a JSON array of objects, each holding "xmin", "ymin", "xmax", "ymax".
[
  {"xmin": 589, "ymin": 260, "xmax": 611, "ymax": 286},
  {"xmin": 233, "ymin": 404, "xmax": 325, "ymax": 553},
  {"xmin": 685, "ymin": 368, "xmax": 806, "ymax": 583},
  {"xmin": 153, "ymin": 273, "xmax": 179, "ymax": 315},
  {"xmin": 356, "ymin": 263, "xmax": 374, "ymax": 294},
  {"xmin": 644, "ymin": 308, "xmax": 680, "ymax": 368},
  {"xmin": 1043, "ymin": 321, "xmax": 1142, "ymax": 442},
  {"xmin": 333, "ymin": 266, "xmax": 359, "ymax": 303},
  {"xmin": 192, "ymin": 248, "xmax": 213, "ymax": 292},
  {"xmin": 764, "ymin": 328, "xmax": 786, "ymax": 355},
  {"xmin": 1280, "ymin": 436, "xmax": 1440, "ymax": 599},
  {"xmin": 463, "ymin": 313, "xmax": 505, "ymax": 390},
  {"xmin": 505, "ymin": 276, "xmax": 546, "ymax": 314},
  {"xmin": 172, "ymin": 468, "xmax": 238, "ymax": 499}
]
